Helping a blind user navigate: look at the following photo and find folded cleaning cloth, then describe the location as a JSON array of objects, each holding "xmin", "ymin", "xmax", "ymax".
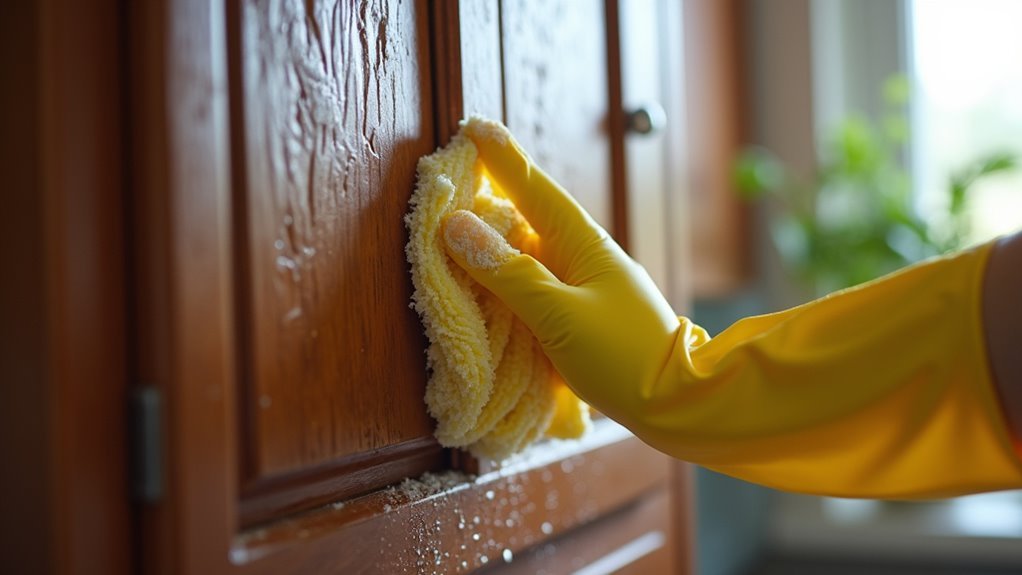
[{"xmin": 405, "ymin": 116, "xmax": 591, "ymax": 460}]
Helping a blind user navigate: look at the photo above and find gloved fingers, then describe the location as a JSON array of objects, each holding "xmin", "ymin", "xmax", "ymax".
[
  {"xmin": 461, "ymin": 117, "xmax": 608, "ymax": 262},
  {"xmin": 443, "ymin": 210, "xmax": 568, "ymax": 336}
]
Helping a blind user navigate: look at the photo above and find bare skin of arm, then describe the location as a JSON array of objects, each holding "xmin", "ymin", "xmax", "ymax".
[{"xmin": 985, "ymin": 231, "xmax": 1022, "ymax": 443}]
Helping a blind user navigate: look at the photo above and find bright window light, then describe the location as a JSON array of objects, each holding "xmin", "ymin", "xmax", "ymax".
[{"xmin": 911, "ymin": 0, "xmax": 1022, "ymax": 241}]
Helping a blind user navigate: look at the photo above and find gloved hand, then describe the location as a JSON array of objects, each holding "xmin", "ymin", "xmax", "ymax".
[{"xmin": 443, "ymin": 116, "xmax": 1022, "ymax": 498}]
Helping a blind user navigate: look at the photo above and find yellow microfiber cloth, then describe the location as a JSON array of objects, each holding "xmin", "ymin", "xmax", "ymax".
[{"xmin": 405, "ymin": 117, "xmax": 591, "ymax": 461}]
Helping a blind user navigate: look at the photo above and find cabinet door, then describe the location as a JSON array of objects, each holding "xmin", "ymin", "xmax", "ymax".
[
  {"xmin": 232, "ymin": 0, "xmax": 442, "ymax": 526},
  {"xmin": 132, "ymin": 0, "xmax": 691, "ymax": 573},
  {"xmin": 683, "ymin": 0, "xmax": 751, "ymax": 297},
  {"xmin": 501, "ymin": 0, "xmax": 613, "ymax": 229}
]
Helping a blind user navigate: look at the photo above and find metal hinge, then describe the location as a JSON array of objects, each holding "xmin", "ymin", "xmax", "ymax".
[{"xmin": 129, "ymin": 385, "xmax": 164, "ymax": 503}]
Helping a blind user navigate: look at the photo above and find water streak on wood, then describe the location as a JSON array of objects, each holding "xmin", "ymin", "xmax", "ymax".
[{"xmin": 237, "ymin": 0, "xmax": 435, "ymax": 481}]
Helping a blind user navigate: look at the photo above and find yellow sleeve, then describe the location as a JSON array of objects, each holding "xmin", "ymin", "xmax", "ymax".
[{"xmin": 631, "ymin": 241, "xmax": 1022, "ymax": 498}]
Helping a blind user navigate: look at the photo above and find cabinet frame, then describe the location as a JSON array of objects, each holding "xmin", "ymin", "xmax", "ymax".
[{"xmin": 128, "ymin": 0, "xmax": 693, "ymax": 573}]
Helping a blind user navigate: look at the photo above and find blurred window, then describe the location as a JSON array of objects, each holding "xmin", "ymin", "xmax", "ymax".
[{"xmin": 910, "ymin": 0, "xmax": 1022, "ymax": 241}]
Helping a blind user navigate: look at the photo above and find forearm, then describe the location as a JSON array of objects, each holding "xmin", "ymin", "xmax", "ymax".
[
  {"xmin": 985, "ymin": 231, "xmax": 1022, "ymax": 445},
  {"xmin": 447, "ymin": 116, "xmax": 1022, "ymax": 496},
  {"xmin": 626, "ymin": 240, "xmax": 1022, "ymax": 498}
]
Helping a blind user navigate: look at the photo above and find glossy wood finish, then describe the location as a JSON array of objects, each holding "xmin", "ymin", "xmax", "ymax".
[
  {"xmin": 671, "ymin": 462, "xmax": 698, "ymax": 575},
  {"xmin": 230, "ymin": 421, "xmax": 673, "ymax": 574},
  {"xmin": 235, "ymin": 0, "xmax": 437, "ymax": 485},
  {"xmin": 619, "ymin": 0, "xmax": 670, "ymax": 292},
  {"xmin": 484, "ymin": 486, "xmax": 674, "ymax": 574},
  {"xmin": 684, "ymin": 0, "xmax": 752, "ymax": 297},
  {"xmin": 239, "ymin": 436, "xmax": 446, "ymax": 527},
  {"xmin": 0, "ymin": 0, "xmax": 131, "ymax": 572},
  {"xmin": 5, "ymin": 0, "xmax": 695, "ymax": 572},
  {"xmin": 659, "ymin": 0, "xmax": 695, "ymax": 312},
  {"xmin": 501, "ymin": 0, "xmax": 613, "ymax": 230},
  {"xmin": 130, "ymin": 0, "xmax": 236, "ymax": 571},
  {"xmin": 130, "ymin": 1, "xmax": 695, "ymax": 573},
  {"xmin": 433, "ymin": 0, "xmax": 504, "ymax": 139}
]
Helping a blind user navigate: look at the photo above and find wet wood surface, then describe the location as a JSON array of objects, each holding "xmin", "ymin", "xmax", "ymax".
[
  {"xmin": 129, "ymin": 0, "xmax": 695, "ymax": 572},
  {"xmin": 235, "ymin": 0, "xmax": 438, "ymax": 483},
  {"xmin": 483, "ymin": 487, "xmax": 675, "ymax": 574},
  {"xmin": 501, "ymin": 0, "xmax": 613, "ymax": 231},
  {"xmin": 231, "ymin": 421, "xmax": 676, "ymax": 574}
]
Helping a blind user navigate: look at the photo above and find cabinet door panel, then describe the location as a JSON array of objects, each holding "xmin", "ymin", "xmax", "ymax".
[
  {"xmin": 231, "ymin": 421, "xmax": 673, "ymax": 575},
  {"xmin": 136, "ymin": 0, "xmax": 694, "ymax": 571},
  {"xmin": 484, "ymin": 488, "xmax": 674, "ymax": 574},
  {"xmin": 235, "ymin": 0, "xmax": 440, "ymax": 522},
  {"xmin": 620, "ymin": 0, "xmax": 669, "ymax": 291},
  {"xmin": 501, "ymin": 0, "xmax": 612, "ymax": 229}
]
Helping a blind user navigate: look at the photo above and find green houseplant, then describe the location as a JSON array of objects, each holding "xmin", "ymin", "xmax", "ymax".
[{"xmin": 734, "ymin": 75, "xmax": 1016, "ymax": 294}]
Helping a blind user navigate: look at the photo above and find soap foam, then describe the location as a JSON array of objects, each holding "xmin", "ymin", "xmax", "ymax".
[{"xmin": 443, "ymin": 210, "xmax": 519, "ymax": 271}]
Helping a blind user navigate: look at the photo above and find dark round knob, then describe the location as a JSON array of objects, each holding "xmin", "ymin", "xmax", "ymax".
[{"xmin": 626, "ymin": 103, "xmax": 667, "ymax": 136}]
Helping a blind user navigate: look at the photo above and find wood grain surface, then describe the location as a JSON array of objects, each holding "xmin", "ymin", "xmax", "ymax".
[
  {"xmin": 230, "ymin": 421, "xmax": 675, "ymax": 574},
  {"xmin": 235, "ymin": 0, "xmax": 438, "ymax": 481},
  {"xmin": 684, "ymin": 0, "xmax": 751, "ymax": 297},
  {"xmin": 127, "ymin": 1, "xmax": 695, "ymax": 572},
  {"xmin": 501, "ymin": 0, "xmax": 613, "ymax": 231}
]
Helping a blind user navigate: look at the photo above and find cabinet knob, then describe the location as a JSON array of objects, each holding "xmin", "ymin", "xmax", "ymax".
[{"xmin": 625, "ymin": 103, "xmax": 667, "ymax": 136}]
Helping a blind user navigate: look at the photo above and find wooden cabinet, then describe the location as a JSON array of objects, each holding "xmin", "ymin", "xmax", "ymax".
[
  {"xmin": 232, "ymin": 0, "xmax": 443, "ymax": 526},
  {"xmin": 681, "ymin": 0, "xmax": 752, "ymax": 297},
  {"xmin": 5, "ymin": 0, "xmax": 694, "ymax": 573}
]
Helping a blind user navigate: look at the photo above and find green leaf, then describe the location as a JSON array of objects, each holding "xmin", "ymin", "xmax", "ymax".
[
  {"xmin": 949, "ymin": 179, "xmax": 968, "ymax": 215},
  {"xmin": 728, "ymin": 73, "xmax": 1016, "ymax": 294},
  {"xmin": 976, "ymin": 153, "xmax": 1017, "ymax": 176},
  {"xmin": 733, "ymin": 147, "xmax": 785, "ymax": 198},
  {"xmin": 834, "ymin": 117, "xmax": 882, "ymax": 175},
  {"xmin": 883, "ymin": 74, "xmax": 911, "ymax": 107},
  {"xmin": 882, "ymin": 115, "xmax": 909, "ymax": 144}
]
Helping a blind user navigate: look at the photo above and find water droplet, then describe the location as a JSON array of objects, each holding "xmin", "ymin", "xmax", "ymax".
[
  {"xmin": 302, "ymin": 246, "xmax": 317, "ymax": 257},
  {"xmin": 541, "ymin": 521, "xmax": 553, "ymax": 534},
  {"xmin": 460, "ymin": 561, "xmax": 468, "ymax": 569},
  {"xmin": 485, "ymin": 490, "xmax": 495, "ymax": 500},
  {"xmin": 480, "ymin": 555, "xmax": 489, "ymax": 564},
  {"xmin": 472, "ymin": 533, "xmax": 480, "ymax": 541},
  {"xmin": 502, "ymin": 549, "xmax": 513, "ymax": 563},
  {"xmin": 283, "ymin": 214, "xmax": 294, "ymax": 226},
  {"xmin": 276, "ymin": 255, "xmax": 298, "ymax": 271},
  {"xmin": 505, "ymin": 518, "xmax": 514, "ymax": 527},
  {"xmin": 472, "ymin": 516, "xmax": 480, "ymax": 524},
  {"xmin": 274, "ymin": 239, "xmax": 285, "ymax": 250}
]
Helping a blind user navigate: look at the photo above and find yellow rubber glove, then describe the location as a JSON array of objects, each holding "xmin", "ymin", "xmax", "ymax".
[{"xmin": 442, "ymin": 117, "xmax": 1022, "ymax": 499}]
